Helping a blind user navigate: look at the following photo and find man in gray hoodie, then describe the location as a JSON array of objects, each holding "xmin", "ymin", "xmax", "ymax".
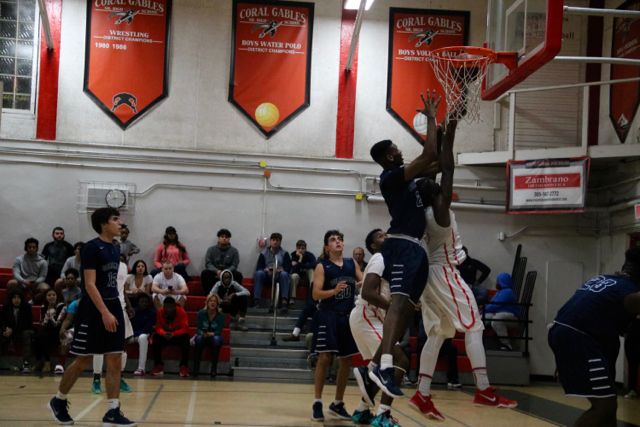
[
  {"xmin": 201, "ymin": 229, "xmax": 243, "ymax": 294},
  {"xmin": 210, "ymin": 269, "xmax": 250, "ymax": 331},
  {"xmin": 7, "ymin": 238, "xmax": 49, "ymax": 305}
]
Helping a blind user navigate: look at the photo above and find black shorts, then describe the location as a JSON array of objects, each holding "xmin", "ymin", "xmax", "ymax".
[
  {"xmin": 70, "ymin": 297, "xmax": 125, "ymax": 356},
  {"xmin": 381, "ymin": 237, "xmax": 429, "ymax": 304},
  {"xmin": 548, "ymin": 323, "xmax": 617, "ymax": 398},
  {"xmin": 311, "ymin": 310, "xmax": 359, "ymax": 358}
]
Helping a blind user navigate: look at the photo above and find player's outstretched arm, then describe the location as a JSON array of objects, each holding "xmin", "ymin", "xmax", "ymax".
[
  {"xmin": 432, "ymin": 119, "xmax": 458, "ymax": 227},
  {"xmin": 361, "ymin": 273, "xmax": 390, "ymax": 311},
  {"xmin": 404, "ymin": 90, "xmax": 441, "ymax": 181}
]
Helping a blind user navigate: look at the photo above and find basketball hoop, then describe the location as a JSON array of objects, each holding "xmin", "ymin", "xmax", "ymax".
[{"xmin": 427, "ymin": 46, "xmax": 516, "ymax": 124}]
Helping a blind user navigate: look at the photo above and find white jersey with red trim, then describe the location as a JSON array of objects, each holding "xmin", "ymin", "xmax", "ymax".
[
  {"xmin": 422, "ymin": 206, "xmax": 466, "ymax": 267},
  {"xmin": 354, "ymin": 253, "xmax": 389, "ymax": 320}
]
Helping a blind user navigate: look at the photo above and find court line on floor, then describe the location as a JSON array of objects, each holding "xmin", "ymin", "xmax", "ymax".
[
  {"xmin": 74, "ymin": 396, "xmax": 104, "ymax": 421},
  {"xmin": 185, "ymin": 380, "xmax": 198, "ymax": 426},
  {"xmin": 141, "ymin": 384, "xmax": 164, "ymax": 421}
]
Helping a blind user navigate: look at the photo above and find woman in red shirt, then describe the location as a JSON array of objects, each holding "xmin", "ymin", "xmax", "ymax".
[{"xmin": 151, "ymin": 226, "xmax": 191, "ymax": 281}]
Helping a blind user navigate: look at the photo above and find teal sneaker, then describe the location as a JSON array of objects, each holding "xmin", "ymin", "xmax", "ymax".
[
  {"xmin": 91, "ymin": 378, "xmax": 102, "ymax": 394},
  {"xmin": 352, "ymin": 408, "xmax": 374, "ymax": 424},
  {"xmin": 371, "ymin": 410, "xmax": 402, "ymax": 427},
  {"xmin": 120, "ymin": 378, "xmax": 132, "ymax": 393}
]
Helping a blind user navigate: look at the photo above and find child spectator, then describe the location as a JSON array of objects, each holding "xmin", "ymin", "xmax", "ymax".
[
  {"xmin": 42, "ymin": 227, "xmax": 74, "ymax": 286},
  {"xmin": 289, "ymin": 240, "xmax": 316, "ymax": 308},
  {"xmin": 151, "ymin": 226, "xmax": 191, "ymax": 281},
  {"xmin": 56, "ymin": 299, "xmax": 78, "ymax": 374},
  {"xmin": 7, "ymin": 237, "xmax": 49, "ymax": 305},
  {"xmin": 201, "ymin": 229, "xmax": 243, "ymax": 294},
  {"xmin": 126, "ymin": 260, "xmax": 153, "ymax": 307},
  {"xmin": 194, "ymin": 294, "xmax": 226, "ymax": 377},
  {"xmin": 253, "ymin": 232, "xmax": 291, "ymax": 311},
  {"xmin": 483, "ymin": 273, "xmax": 520, "ymax": 350},
  {"xmin": 150, "ymin": 297, "xmax": 190, "ymax": 377},
  {"xmin": 151, "ymin": 261, "xmax": 189, "ymax": 310},
  {"xmin": 53, "ymin": 242, "xmax": 83, "ymax": 298},
  {"xmin": 0, "ymin": 289, "xmax": 35, "ymax": 372},
  {"xmin": 33, "ymin": 289, "xmax": 67, "ymax": 373},
  {"xmin": 128, "ymin": 293, "xmax": 156, "ymax": 376},
  {"xmin": 210, "ymin": 269, "xmax": 250, "ymax": 332},
  {"xmin": 117, "ymin": 224, "xmax": 140, "ymax": 262},
  {"xmin": 61, "ymin": 269, "xmax": 81, "ymax": 306}
]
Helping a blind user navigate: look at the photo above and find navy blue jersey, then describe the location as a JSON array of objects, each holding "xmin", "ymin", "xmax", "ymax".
[
  {"xmin": 555, "ymin": 274, "xmax": 639, "ymax": 347},
  {"xmin": 317, "ymin": 258, "xmax": 357, "ymax": 313},
  {"xmin": 380, "ymin": 167, "xmax": 426, "ymax": 240},
  {"xmin": 80, "ymin": 237, "xmax": 120, "ymax": 299}
]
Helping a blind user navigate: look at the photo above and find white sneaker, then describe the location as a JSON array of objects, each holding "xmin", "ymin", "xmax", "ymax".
[
  {"xmin": 54, "ymin": 365, "xmax": 64, "ymax": 374},
  {"xmin": 625, "ymin": 390, "xmax": 637, "ymax": 399}
]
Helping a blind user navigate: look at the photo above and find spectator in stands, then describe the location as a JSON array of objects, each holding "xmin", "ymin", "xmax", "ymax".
[
  {"xmin": 289, "ymin": 240, "xmax": 316, "ymax": 308},
  {"xmin": 116, "ymin": 224, "xmax": 140, "ymax": 262},
  {"xmin": 483, "ymin": 273, "xmax": 520, "ymax": 351},
  {"xmin": 149, "ymin": 297, "xmax": 190, "ymax": 377},
  {"xmin": 194, "ymin": 294, "xmax": 226, "ymax": 377},
  {"xmin": 33, "ymin": 289, "xmax": 67, "ymax": 373},
  {"xmin": 282, "ymin": 282, "xmax": 318, "ymax": 343},
  {"xmin": 253, "ymin": 232, "xmax": 291, "ymax": 311},
  {"xmin": 53, "ymin": 242, "xmax": 83, "ymax": 298},
  {"xmin": 457, "ymin": 246, "xmax": 491, "ymax": 305},
  {"xmin": 61, "ymin": 268, "xmax": 81, "ymax": 306},
  {"xmin": 625, "ymin": 317, "xmax": 640, "ymax": 398},
  {"xmin": 210, "ymin": 269, "xmax": 250, "ymax": 332},
  {"xmin": 7, "ymin": 238, "xmax": 49, "ymax": 305},
  {"xmin": 151, "ymin": 226, "xmax": 191, "ymax": 281},
  {"xmin": 42, "ymin": 227, "xmax": 74, "ymax": 286},
  {"xmin": 128, "ymin": 293, "xmax": 156, "ymax": 376},
  {"xmin": 126, "ymin": 260, "xmax": 153, "ymax": 307},
  {"xmin": 152, "ymin": 261, "xmax": 189, "ymax": 310},
  {"xmin": 352, "ymin": 247, "xmax": 367, "ymax": 272},
  {"xmin": 56, "ymin": 299, "xmax": 78, "ymax": 374},
  {"xmin": 201, "ymin": 229, "xmax": 243, "ymax": 295},
  {"xmin": 0, "ymin": 289, "xmax": 34, "ymax": 372}
]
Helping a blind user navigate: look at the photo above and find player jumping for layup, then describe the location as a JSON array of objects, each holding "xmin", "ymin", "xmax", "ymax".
[
  {"xmin": 409, "ymin": 118, "xmax": 516, "ymax": 420},
  {"xmin": 368, "ymin": 91, "xmax": 441, "ymax": 398}
]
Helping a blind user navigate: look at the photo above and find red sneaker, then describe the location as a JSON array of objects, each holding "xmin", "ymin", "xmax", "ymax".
[
  {"xmin": 408, "ymin": 391, "xmax": 445, "ymax": 421},
  {"xmin": 180, "ymin": 365, "xmax": 189, "ymax": 377},
  {"xmin": 474, "ymin": 387, "xmax": 518, "ymax": 408},
  {"xmin": 133, "ymin": 369, "xmax": 145, "ymax": 376},
  {"xmin": 149, "ymin": 365, "xmax": 164, "ymax": 376}
]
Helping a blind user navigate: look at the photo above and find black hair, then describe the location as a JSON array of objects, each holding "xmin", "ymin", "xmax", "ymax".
[
  {"xmin": 121, "ymin": 224, "xmax": 129, "ymax": 231},
  {"xmin": 52, "ymin": 227, "xmax": 64, "ymax": 234},
  {"xmin": 319, "ymin": 229, "xmax": 344, "ymax": 260},
  {"xmin": 296, "ymin": 240, "xmax": 307, "ymax": 248},
  {"xmin": 164, "ymin": 296, "xmax": 176, "ymax": 305},
  {"xmin": 270, "ymin": 232, "xmax": 282, "ymax": 241},
  {"xmin": 64, "ymin": 268, "xmax": 79, "ymax": 279},
  {"xmin": 132, "ymin": 260, "xmax": 149, "ymax": 276},
  {"xmin": 90, "ymin": 208, "xmax": 120, "ymax": 234},
  {"xmin": 137, "ymin": 293, "xmax": 151, "ymax": 303},
  {"xmin": 73, "ymin": 241, "xmax": 85, "ymax": 251},
  {"xmin": 365, "ymin": 229, "xmax": 383, "ymax": 255},
  {"xmin": 24, "ymin": 237, "xmax": 39, "ymax": 251},
  {"xmin": 416, "ymin": 178, "xmax": 440, "ymax": 208},
  {"xmin": 370, "ymin": 139, "xmax": 393, "ymax": 165},
  {"xmin": 217, "ymin": 229, "xmax": 232, "ymax": 238},
  {"xmin": 625, "ymin": 247, "xmax": 640, "ymax": 268}
]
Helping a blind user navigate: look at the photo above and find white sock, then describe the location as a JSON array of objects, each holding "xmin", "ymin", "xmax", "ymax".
[
  {"xmin": 356, "ymin": 400, "xmax": 369, "ymax": 412},
  {"xmin": 293, "ymin": 327, "xmax": 301, "ymax": 337},
  {"xmin": 314, "ymin": 399, "xmax": 322, "ymax": 404},
  {"xmin": 121, "ymin": 352, "xmax": 127, "ymax": 371},
  {"xmin": 56, "ymin": 391, "xmax": 67, "ymax": 400},
  {"xmin": 418, "ymin": 374, "xmax": 433, "ymax": 395},
  {"xmin": 367, "ymin": 361, "xmax": 377, "ymax": 373},
  {"xmin": 377, "ymin": 404, "xmax": 391, "ymax": 415},
  {"xmin": 381, "ymin": 354, "xmax": 393, "ymax": 370},
  {"xmin": 465, "ymin": 330, "xmax": 490, "ymax": 390},
  {"xmin": 418, "ymin": 332, "xmax": 445, "ymax": 396},
  {"xmin": 107, "ymin": 399, "xmax": 119, "ymax": 410},
  {"xmin": 333, "ymin": 400, "xmax": 343, "ymax": 406}
]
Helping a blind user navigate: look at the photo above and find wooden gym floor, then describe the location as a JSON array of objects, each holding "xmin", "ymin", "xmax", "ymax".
[{"xmin": 1, "ymin": 374, "xmax": 640, "ymax": 426}]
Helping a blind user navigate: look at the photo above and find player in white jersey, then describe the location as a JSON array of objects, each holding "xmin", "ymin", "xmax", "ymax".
[
  {"xmin": 408, "ymin": 118, "xmax": 517, "ymax": 421},
  {"xmin": 350, "ymin": 229, "xmax": 408, "ymax": 427}
]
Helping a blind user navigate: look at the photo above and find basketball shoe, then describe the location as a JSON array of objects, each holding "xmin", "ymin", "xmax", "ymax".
[{"xmin": 408, "ymin": 391, "xmax": 445, "ymax": 421}]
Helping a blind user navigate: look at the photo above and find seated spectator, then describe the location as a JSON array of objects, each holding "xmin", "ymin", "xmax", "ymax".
[
  {"xmin": 151, "ymin": 261, "xmax": 189, "ymax": 310},
  {"xmin": 126, "ymin": 260, "xmax": 153, "ymax": 307},
  {"xmin": 0, "ymin": 289, "xmax": 35, "ymax": 372},
  {"xmin": 151, "ymin": 226, "xmax": 191, "ymax": 281},
  {"xmin": 194, "ymin": 294, "xmax": 226, "ymax": 377},
  {"xmin": 253, "ymin": 232, "xmax": 291, "ymax": 311},
  {"xmin": 53, "ymin": 242, "xmax": 83, "ymax": 298},
  {"xmin": 282, "ymin": 281, "xmax": 317, "ymax": 342},
  {"xmin": 352, "ymin": 247, "xmax": 368, "ymax": 272},
  {"xmin": 42, "ymin": 227, "xmax": 74, "ymax": 286},
  {"xmin": 127, "ymin": 293, "xmax": 156, "ymax": 376},
  {"xmin": 119, "ymin": 254, "xmax": 128, "ymax": 266},
  {"xmin": 211, "ymin": 269, "xmax": 250, "ymax": 331},
  {"xmin": 61, "ymin": 268, "xmax": 81, "ymax": 306},
  {"xmin": 7, "ymin": 238, "xmax": 49, "ymax": 305},
  {"xmin": 56, "ymin": 299, "xmax": 78, "ymax": 374},
  {"xmin": 33, "ymin": 289, "xmax": 67, "ymax": 373},
  {"xmin": 149, "ymin": 297, "xmax": 190, "ymax": 377},
  {"xmin": 116, "ymin": 224, "xmax": 140, "ymax": 262},
  {"xmin": 289, "ymin": 240, "xmax": 316, "ymax": 308},
  {"xmin": 457, "ymin": 246, "xmax": 491, "ymax": 306},
  {"xmin": 483, "ymin": 273, "xmax": 520, "ymax": 351},
  {"xmin": 201, "ymin": 228, "xmax": 243, "ymax": 295}
]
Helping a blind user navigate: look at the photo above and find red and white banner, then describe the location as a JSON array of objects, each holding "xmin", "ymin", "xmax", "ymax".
[
  {"xmin": 229, "ymin": 0, "xmax": 313, "ymax": 138},
  {"xmin": 83, "ymin": 0, "xmax": 172, "ymax": 130},
  {"xmin": 387, "ymin": 8, "xmax": 469, "ymax": 143},
  {"xmin": 507, "ymin": 158, "xmax": 590, "ymax": 214}
]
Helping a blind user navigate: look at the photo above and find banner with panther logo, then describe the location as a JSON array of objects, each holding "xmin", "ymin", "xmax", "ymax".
[
  {"xmin": 229, "ymin": 0, "xmax": 314, "ymax": 138},
  {"xmin": 84, "ymin": 0, "xmax": 172, "ymax": 130},
  {"xmin": 610, "ymin": 0, "xmax": 640, "ymax": 143},
  {"xmin": 387, "ymin": 8, "xmax": 469, "ymax": 143}
]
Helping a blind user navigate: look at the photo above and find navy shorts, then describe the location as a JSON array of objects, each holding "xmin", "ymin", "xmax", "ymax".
[
  {"xmin": 548, "ymin": 323, "xmax": 617, "ymax": 398},
  {"xmin": 311, "ymin": 310, "xmax": 359, "ymax": 358},
  {"xmin": 381, "ymin": 237, "xmax": 429, "ymax": 304},
  {"xmin": 70, "ymin": 297, "xmax": 125, "ymax": 356}
]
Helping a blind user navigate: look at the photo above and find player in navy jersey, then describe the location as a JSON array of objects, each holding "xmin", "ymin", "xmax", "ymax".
[
  {"xmin": 367, "ymin": 91, "xmax": 441, "ymax": 398},
  {"xmin": 549, "ymin": 248, "xmax": 640, "ymax": 427},
  {"xmin": 310, "ymin": 230, "xmax": 363, "ymax": 422},
  {"xmin": 48, "ymin": 208, "xmax": 136, "ymax": 427}
]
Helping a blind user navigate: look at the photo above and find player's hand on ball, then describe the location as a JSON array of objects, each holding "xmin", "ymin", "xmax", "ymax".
[
  {"xmin": 417, "ymin": 90, "xmax": 441, "ymax": 118},
  {"xmin": 102, "ymin": 311, "xmax": 118, "ymax": 332}
]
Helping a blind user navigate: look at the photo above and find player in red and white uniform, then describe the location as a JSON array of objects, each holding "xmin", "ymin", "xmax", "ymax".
[{"xmin": 408, "ymin": 119, "xmax": 517, "ymax": 421}]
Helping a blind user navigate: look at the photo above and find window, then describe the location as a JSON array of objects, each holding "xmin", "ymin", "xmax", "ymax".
[{"xmin": 0, "ymin": 0, "xmax": 38, "ymax": 111}]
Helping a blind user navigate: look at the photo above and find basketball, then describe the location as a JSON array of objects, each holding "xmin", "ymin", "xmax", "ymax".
[
  {"xmin": 413, "ymin": 112, "xmax": 429, "ymax": 135},
  {"xmin": 255, "ymin": 102, "xmax": 280, "ymax": 127}
]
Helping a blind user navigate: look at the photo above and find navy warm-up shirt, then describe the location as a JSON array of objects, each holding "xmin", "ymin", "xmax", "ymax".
[
  {"xmin": 555, "ymin": 274, "xmax": 639, "ymax": 348},
  {"xmin": 80, "ymin": 237, "xmax": 121, "ymax": 299},
  {"xmin": 380, "ymin": 167, "xmax": 426, "ymax": 240},
  {"xmin": 317, "ymin": 258, "xmax": 357, "ymax": 313}
]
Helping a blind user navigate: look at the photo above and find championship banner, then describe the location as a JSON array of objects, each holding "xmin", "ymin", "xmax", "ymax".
[
  {"xmin": 84, "ymin": 0, "xmax": 172, "ymax": 130},
  {"xmin": 506, "ymin": 158, "xmax": 590, "ymax": 214},
  {"xmin": 387, "ymin": 8, "xmax": 469, "ymax": 143},
  {"xmin": 229, "ymin": 0, "xmax": 314, "ymax": 138},
  {"xmin": 610, "ymin": 0, "xmax": 640, "ymax": 143}
]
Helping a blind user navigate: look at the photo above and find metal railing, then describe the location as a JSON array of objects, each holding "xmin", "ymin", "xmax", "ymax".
[{"xmin": 269, "ymin": 258, "xmax": 280, "ymax": 346}]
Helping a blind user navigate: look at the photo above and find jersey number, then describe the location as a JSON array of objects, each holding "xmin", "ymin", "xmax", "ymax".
[{"xmin": 335, "ymin": 286, "xmax": 351, "ymax": 300}]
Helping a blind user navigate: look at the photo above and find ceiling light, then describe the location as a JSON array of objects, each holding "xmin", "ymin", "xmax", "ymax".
[{"xmin": 344, "ymin": 0, "xmax": 375, "ymax": 10}]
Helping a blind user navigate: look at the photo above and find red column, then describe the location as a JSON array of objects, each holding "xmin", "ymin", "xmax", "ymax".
[{"xmin": 335, "ymin": 8, "xmax": 359, "ymax": 159}]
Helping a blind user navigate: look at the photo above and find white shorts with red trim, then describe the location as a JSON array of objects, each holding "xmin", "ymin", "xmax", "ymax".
[
  {"xmin": 421, "ymin": 265, "xmax": 484, "ymax": 337},
  {"xmin": 349, "ymin": 305, "xmax": 384, "ymax": 360}
]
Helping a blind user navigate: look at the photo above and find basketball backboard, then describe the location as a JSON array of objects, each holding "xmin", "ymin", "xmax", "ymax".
[{"xmin": 483, "ymin": 0, "xmax": 564, "ymax": 100}]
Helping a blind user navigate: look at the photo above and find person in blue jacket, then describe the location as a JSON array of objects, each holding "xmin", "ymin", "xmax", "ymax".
[
  {"xmin": 129, "ymin": 293, "xmax": 156, "ymax": 376},
  {"xmin": 253, "ymin": 233, "xmax": 292, "ymax": 312},
  {"xmin": 483, "ymin": 273, "xmax": 519, "ymax": 350}
]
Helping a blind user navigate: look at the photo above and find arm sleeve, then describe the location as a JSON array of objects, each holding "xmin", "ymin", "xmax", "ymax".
[
  {"xmin": 12, "ymin": 257, "xmax": 24, "ymax": 282},
  {"xmin": 283, "ymin": 252, "xmax": 291, "ymax": 273},
  {"xmin": 155, "ymin": 310, "xmax": 166, "ymax": 335},
  {"xmin": 214, "ymin": 313, "xmax": 225, "ymax": 336},
  {"xmin": 256, "ymin": 254, "xmax": 266, "ymax": 272},
  {"xmin": 60, "ymin": 259, "xmax": 69, "ymax": 279},
  {"xmin": 290, "ymin": 252, "xmax": 301, "ymax": 275},
  {"xmin": 232, "ymin": 283, "xmax": 250, "ymax": 297},
  {"xmin": 143, "ymin": 310, "xmax": 157, "ymax": 334},
  {"xmin": 210, "ymin": 282, "xmax": 220, "ymax": 295},
  {"xmin": 36, "ymin": 261, "xmax": 47, "ymax": 285},
  {"xmin": 300, "ymin": 253, "xmax": 317, "ymax": 270},
  {"xmin": 205, "ymin": 248, "xmax": 216, "ymax": 271},
  {"xmin": 65, "ymin": 242, "xmax": 75, "ymax": 258},
  {"xmin": 174, "ymin": 310, "xmax": 190, "ymax": 336},
  {"xmin": 53, "ymin": 306, "xmax": 67, "ymax": 328},
  {"xmin": 196, "ymin": 311, "xmax": 205, "ymax": 335},
  {"xmin": 475, "ymin": 260, "xmax": 491, "ymax": 284},
  {"xmin": 154, "ymin": 245, "xmax": 163, "ymax": 269},
  {"xmin": 366, "ymin": 254, "xmax": 385, "ymax": 277},
  {"xmin": 177, "ymin": 275, "xmax": 187, "ymax": 290},
  {"xmin": 42, "ymin": 243, "xmax": 50, "ymax": 260},
  {"xmin": 380, "ymin": 167, "xmax": 406, "ymax": 193},
  {"xmin": 82, "ymin": 243, "xmax": 99, "ymax": 271},
  {"xmin": 130, "ymin": 242, "xmax": 140, "ymax": 254},
  {"xmin": 181, "ymin": 248, "xmax": 190, "ymax": 265},
  {"xmin": 229, "ymin": 248, "xmax": 239, "ymax": 272}
]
